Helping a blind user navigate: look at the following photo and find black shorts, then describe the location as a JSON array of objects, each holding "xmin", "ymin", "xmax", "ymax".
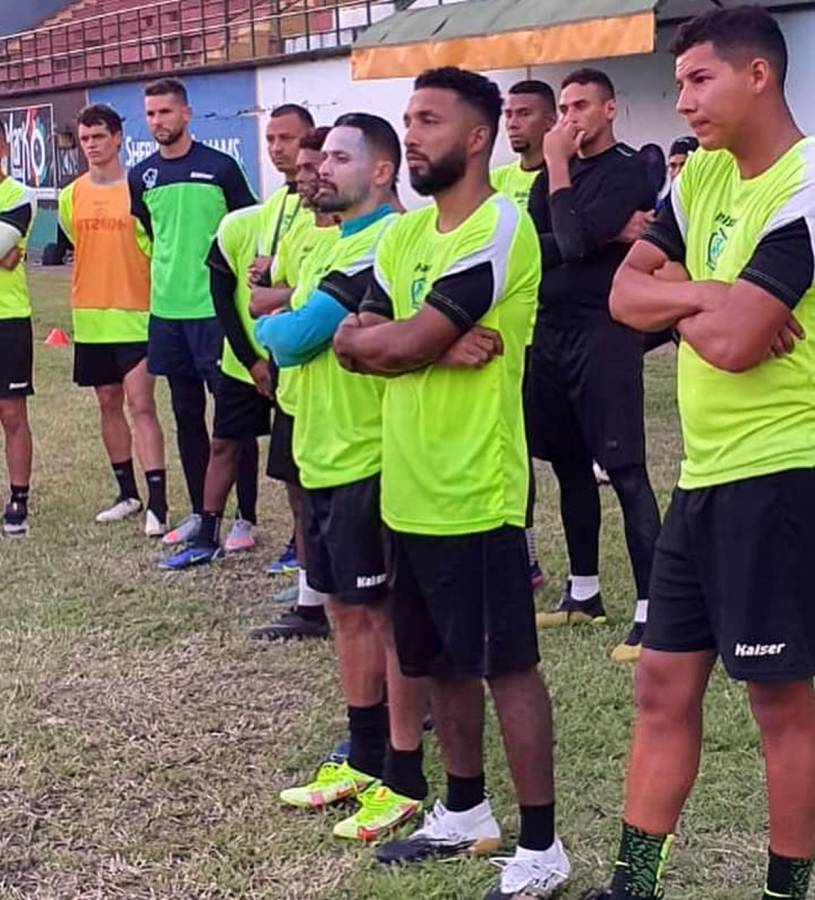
[
  {"xmin": 389, "ymin": 525, "xmax": 540, "ymax": 679},
  {"xmin": 73, "ymin": 341, "xmax": 147, "ymax": 387},
  {"xmin": 267, "ymin": 409, "xmax": 300, "ymax": 486},
  {"xmin": 212, "ymin": 371, "xmax": 272, "ymax": 440},
  {"xmin": 644, "ymin": 469, "xmax": 815, "ymax": 683},
  {"xmin": 147, "ymin": 315, "xmax": 222, "ymax": 388},
  {"xmin": 302, "ymin": 474, "xmax": 387, "ymax": 605},
  {"xmin": 527, "ymin": 320, "xmax": 645, "ymax": 470},
  {"xmin": 0, "ymin": 317, "xmax": 33, "ymax": 398}
]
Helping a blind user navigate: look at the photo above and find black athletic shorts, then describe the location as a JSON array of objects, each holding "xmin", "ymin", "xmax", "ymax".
[
  {"xmin": 267, "ymin": 408, "xmax": 300, "ymax": 486},
  {"xmin": 389, "ymin": 524, "xmax": 540, "ymax": 679},
  {"xmin": 73, "ymin": 341, "xmax": 147, "ymax": 387},
  {"xmin": 212, "ymin": 371, "xmax": 272, "ymax": 440},
  {"xmin": 302, "ymin": 474, "xmax": 387, "ymax": 605},
  {"xmin": 527, "ymin": 319, "xmax": 645, "ymax": 470},
  {"xmin": 147, "ymin": 314, "xmax": 222, "ymax": 388},
  {"xmin": 0, "ymin": 317, "xmax": 33, "ymax": 398},
  {"xmin": 644, "ymin": 468, "xmax": 815, "ymax": 683}
]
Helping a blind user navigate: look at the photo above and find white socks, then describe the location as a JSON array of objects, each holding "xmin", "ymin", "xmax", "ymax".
[
  {"xmin": 297, "ymin": 568, "xmax": 328, "ymax": 608},
  {"xmin": 570, "ymin": 574, "xmax": 600, "ymax": 601}
]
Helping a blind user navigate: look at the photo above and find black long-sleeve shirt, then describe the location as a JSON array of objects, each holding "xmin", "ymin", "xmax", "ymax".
[{"xmin": 529, "ymin": 142, "xmax": 655, "ymax": 328}]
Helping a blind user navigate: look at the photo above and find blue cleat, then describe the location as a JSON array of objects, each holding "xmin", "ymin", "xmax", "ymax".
[
  {"xmin": 265, "ymin": 535, "xmax": 299, "ymax": 575},
  {"xmin": 159, "ymin": 544, "xmax": 224, "ymax": 571}
]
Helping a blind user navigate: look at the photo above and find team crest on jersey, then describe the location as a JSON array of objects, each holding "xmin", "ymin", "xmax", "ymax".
[
  {"xmin": 706, "ymin": 211, "xmax": 737, "ymax": 272},
  {"xmin": 142, "ymin": 168, "xmax": 159, "ymax": 190},
  {"xmin": 410, "ymin": 263, "xmax": 432, "ymax": 308},
  {"xmin": 706, "ymin": 229, "xmax": 727, "ymax": 272}
]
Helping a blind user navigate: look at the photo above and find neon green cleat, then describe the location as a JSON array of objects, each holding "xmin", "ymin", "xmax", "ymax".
[
  {"xmin": 279, "ymin": 760, "xmax": 375, "ymax": 810},
  {"xmin": 333, "ymin": 783, "xmax": 422, "ymax": 842}
]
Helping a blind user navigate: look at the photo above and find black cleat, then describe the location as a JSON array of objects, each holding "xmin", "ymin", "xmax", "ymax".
[{"xmin": 249, "ymin": 607, "xmax": 330, "ymax": 641}]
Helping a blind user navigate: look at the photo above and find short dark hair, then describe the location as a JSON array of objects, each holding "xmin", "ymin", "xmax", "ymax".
[
  {"xmin": 414, "ymin": 66, "xmax": 503, "ymax": 141},
  {"xmin": 77, "ymin": 103, "xmax": 122, "ymax": 135},
  {"xmin": 508, "ymin": 80, "xmax": 556, "ymax": 113},
  {"xmin": 670, "ymin": 5, "xmax": 788, "ymax": 86},
  {"xmin": 271, "ymin": 103, "xmax": 315, "ymax": 129},
  {"xmin": 300, "ymin": 126, "xmax": 331, "ymax": 152},
  {"xmin": 561, "ymin": 68, "xmax": 616, "ymax": 100},
  {"xmin": 669, "ymin": 135, "xmax": 699, "ymax": 157},
  {"xmin": 144, "ymin": 78, "xmax": 188, "ymax": 104},
  {"xmin": 333, "ymin": 112, "xmax": 402, "ymax": 188},
  {"xmin": 0, "ymin": 120, "xmax": 6, "ymax": 142}
]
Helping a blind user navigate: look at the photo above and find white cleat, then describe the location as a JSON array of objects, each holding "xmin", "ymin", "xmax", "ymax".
[
  {"xmin": 95, "ymin": 497, "xmax": 143, "ymax": 524},
  {"xmin": 486, "ymin": 838, "xmax": 571, "ymax": 899},
  {"xmin": 144, "ymin": 509, "xmax": 168, "ymax": 538},
  {"xmin": 376, "ymin": 798, "xmax": 501, "ymax": 865}
]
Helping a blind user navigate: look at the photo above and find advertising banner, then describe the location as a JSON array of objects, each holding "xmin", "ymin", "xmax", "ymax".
[
  {"xmin": 1, "ymin": 104, "xmax": 56, "ymax": 198},
  {"xmin": 89, "ymin": 70, "xmax": 260, "ymax": 193}
]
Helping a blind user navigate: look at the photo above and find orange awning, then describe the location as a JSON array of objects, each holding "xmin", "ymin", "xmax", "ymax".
[{"xmin": 352, "ymin": 0, "xmax": 658, "ymax": 80}]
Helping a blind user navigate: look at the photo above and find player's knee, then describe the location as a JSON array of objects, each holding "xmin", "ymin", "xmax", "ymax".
[
  {"xmin": 211, "ymin": 437, "xmax": 239, "ymax": 463},
  {"xmin": 126, "ymin": 392, "xmax": 156, "ymax": 423},
  {"xmin": 486, "ymin": 665, "xmax": 540, "ymax": 696},
  {"xmin": 169, "ymin": 379, "xmax": 205, "ymax": 421},
  {"xmin": 609, "ymin": 464, "xmax": 649, "ymax": 501},
  {"xmin": 0, "ymin": 399, "xmax": 28, "ymax": 432},
  {"xmin": 634, "ymin": 655, "xmax": 696, "ymax": 721},
  {"xmin": 96, "ymin": 386, "xmax": 124, "ymax": 418},
  {"xmin": 748, "ymin": 681, "xmax": 813, "ymax": 735},
  {"xmin": 329, "ymin": 600, "xmax": 371, "ymax": 638}
]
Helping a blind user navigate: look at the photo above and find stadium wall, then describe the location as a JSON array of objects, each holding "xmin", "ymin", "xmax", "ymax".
[
  {"xmin": 256, "ymin": 5, "xmax": 815, "ymax": 200},
  {"xmin": 5, "ymin": 5, "xmax": 815, "ymax": 248}
]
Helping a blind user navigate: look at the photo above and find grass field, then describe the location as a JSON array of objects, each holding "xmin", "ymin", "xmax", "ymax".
[{"xmin": 0, "ymin": 266, "xmax": 769, "ymax": 899}]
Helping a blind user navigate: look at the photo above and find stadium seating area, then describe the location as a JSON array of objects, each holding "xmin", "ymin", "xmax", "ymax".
[{"xmin": 0, "ymin": 0, "xmax": 398, "ymax": 95}]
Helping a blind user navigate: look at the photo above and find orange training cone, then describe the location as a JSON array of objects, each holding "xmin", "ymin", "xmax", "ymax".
[{"xmin": 44, "ymin": 328, "xmax": 71, "ymax": 347}]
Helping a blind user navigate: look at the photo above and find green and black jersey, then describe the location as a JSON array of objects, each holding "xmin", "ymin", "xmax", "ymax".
[
  {"xmin": 645, "ymin": 138, "xmax": 815, "ymax": 489},
  {"xmin": 129, "ymin": 141, "xmax": 256, "ymax": 320},
  {"xmin": 0, "ymin": 177, "xmax": 36, "ymax": 320}
]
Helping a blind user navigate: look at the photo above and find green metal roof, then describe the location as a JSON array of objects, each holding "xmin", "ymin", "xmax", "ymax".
[{"xmin": 354, "ymin": 0, "xmax": 659, "ymax": 49}]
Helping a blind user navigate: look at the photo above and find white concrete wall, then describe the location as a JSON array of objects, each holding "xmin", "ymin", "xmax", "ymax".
[{"xmin": 256, "ymin": 7, "xmax": 815, "ymax": 201}]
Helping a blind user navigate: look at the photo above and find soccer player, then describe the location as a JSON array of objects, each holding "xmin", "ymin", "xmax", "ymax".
[
  {"xmin": 128, "ymin": 78, "xmax": 258, "ymax": 548},
  {"xmin": 256, "ymin": 114, "xmax": 431, "ymax": 842},
  {"xmin": 584, "ymin": 8, "xmax": 815, "ymax": 899},
  {"xmin": 492, "ymin": 80, "xmax": 557, "ymax": 208},
  {"xmin": 253, "ymin": 103, "xmax": 317, "ymax": 570},
  {"xmin": 334, "ymin": 67, "xmax": 569, "ymax": 899},
  {"xmin": 528, "ymin": 69, "xmax": 661, "ymax": 664},
  {"xmin": 0, "ymin": 121, "xmax": 36, "ymax": 537},
  {"xmin": 492, "ymin": 80, "xmax": 556, "ymax": 592},
  {"xmin": 248, "ymin": 126, "xmax": 339, "ymax": 638},
  {"xmin": 59, "ymin": 104, "xmax": 167, "ymax": 535},
  {"xmin": 157, "ymin": 106, "xmax": 314, "ymax": 570},
  {"xmin": 666, "ymin": 135, "xmax": 699, "ymax": 185}
]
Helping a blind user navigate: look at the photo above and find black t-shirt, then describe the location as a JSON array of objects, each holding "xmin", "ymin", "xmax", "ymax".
[{"xmin": 529, "ymin": 142, "xmax": 655, "ymax": 327}]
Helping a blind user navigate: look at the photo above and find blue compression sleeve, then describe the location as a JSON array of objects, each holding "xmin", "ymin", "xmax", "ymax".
[{"xmin": 253, "ymin": 289, "xmax": 349, "ymax": 367}]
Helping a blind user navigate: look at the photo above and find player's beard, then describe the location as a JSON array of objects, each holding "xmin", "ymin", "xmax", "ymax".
[
  {"xmin": 154, "ymin": 126, "xmax": 185, "ymax": 147},
  {"xmin": 409, "ymin": 146, "xmax": 467, "ymax": 196},
  {"xmin": 317, "ymin": 180, "xmax": 369, "ymax": 213},
  {"xmin": 510, "ymin": 137, "xmax": 530, "ymax": 153}
]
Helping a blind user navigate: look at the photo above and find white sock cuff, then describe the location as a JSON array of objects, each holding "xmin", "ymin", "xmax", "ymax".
[
  {"xmin": 635, "ymin": 599, "xmax": 649, "ymax": 624},
  {"xmin": 298, "ymin": 568, "xmax": 328, "ymax": 608},
  {"xmin": 570, "ymin": 574, "xmax": 600, "ymax": 601},
  {"xmin": 525, "ymin": 527, "xmax": 539, "ymax": 566}
]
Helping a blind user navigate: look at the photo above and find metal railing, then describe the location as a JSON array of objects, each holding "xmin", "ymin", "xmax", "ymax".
[{"xmin": 0, "ymin": 0, "xmax": 450, "ymax": 95}]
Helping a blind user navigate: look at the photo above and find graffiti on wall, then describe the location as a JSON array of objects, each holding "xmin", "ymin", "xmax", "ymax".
[{"xmin": 1, "ymin": 104, "xmax": 56, "ymax": 197}]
